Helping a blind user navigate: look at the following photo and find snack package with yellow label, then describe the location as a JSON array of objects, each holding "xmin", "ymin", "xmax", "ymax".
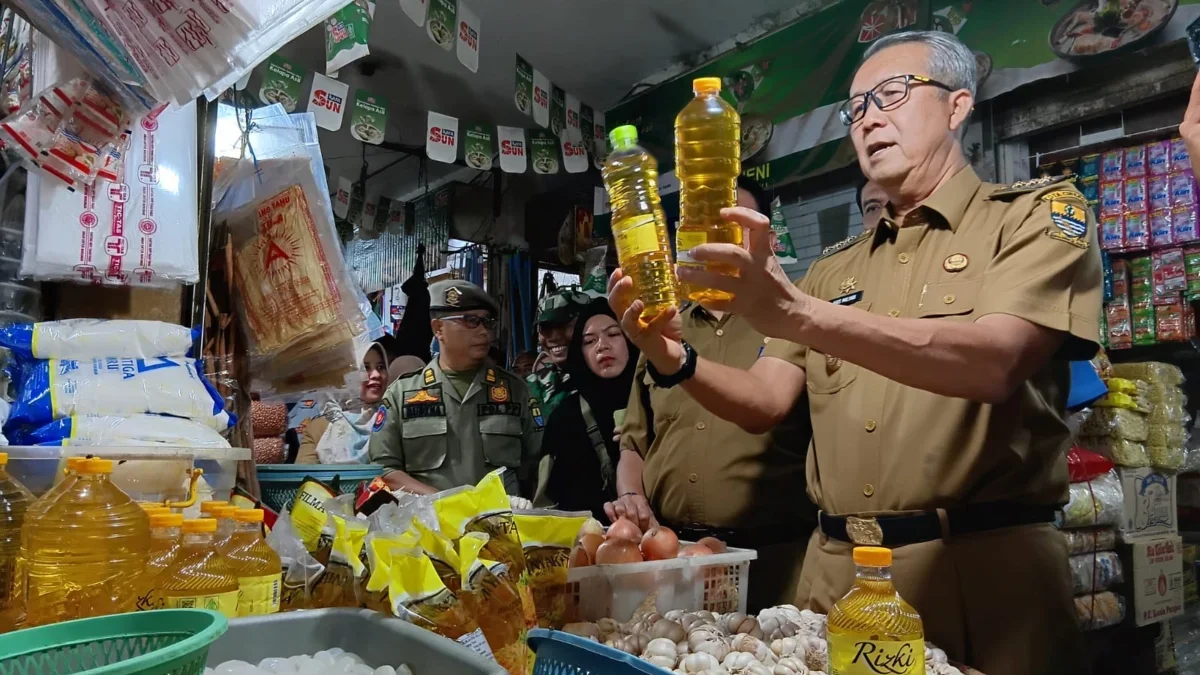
[
  {"xmin": 265, "ymin": 507, "xmax": 325, "ymax": 612},
  {"xmin": 434, "ymin": 470, "xmax": 537, "ymax": 630},
  {"xmin": 389, "ymin": 547, "xmax": 495, "ymax": 662},
  {"xmin": 458, "ymin": 532, "xmax": 530, "ymax": 675},
  {"xmin": 310, "ymin": 510, "xmax": 366, "ymax": 608},
  {"xmin": 290, "ymin": 477, "xmax": 336, "ymax": 552},
  {"xmin": 512, "ymin": 509, "xmax": 589, "ymax": 628},
  {"xmin": 413, "ymin": 520, "xmax": 462, "ymax": 593}
]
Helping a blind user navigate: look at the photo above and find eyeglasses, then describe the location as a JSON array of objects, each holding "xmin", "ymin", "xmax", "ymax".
[
  {"xmin": 839, "ymin": 74, "xmax": 956, "ymax": 126},
  {"xmin": 440, "ymin": 314, "xmax": 497, "ymax": 331}
]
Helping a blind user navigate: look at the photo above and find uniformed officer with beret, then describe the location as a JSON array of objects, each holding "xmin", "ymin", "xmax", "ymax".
[
  {"xmin": 610, "ymin": 31, "xmax": 1096, "ymax": 675},
  {"xmin": 369, "ymin": 279, "xmax": 543, "ymax": 496}
]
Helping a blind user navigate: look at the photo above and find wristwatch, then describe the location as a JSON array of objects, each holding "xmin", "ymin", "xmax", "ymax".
[{"xmin": 647, "ymin": 341, "xmax": 697, "ymax": 388}]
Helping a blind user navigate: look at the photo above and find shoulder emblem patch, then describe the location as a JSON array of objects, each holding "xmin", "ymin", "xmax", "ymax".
[
  {"xmin": 371, "ymin": 406, "xmax": 387, "ymax": 432},
  {"xmin": 1045, "ymin": 197, "xmax": 1089, "ymax": 249},
  {"xmin": 988, "ymin": 175, "xmax": 1063, "ymax": 199},
  {"xmin": 423, "ymin": 368, "xmax": 435, "ymax": 385},
  {"xmin": 530, "ymin": 396, "xmax": 545, "ymax": 429},
  {"xmin": 819, "ymin": 229, "xmax": 872, "ymax": 260}
]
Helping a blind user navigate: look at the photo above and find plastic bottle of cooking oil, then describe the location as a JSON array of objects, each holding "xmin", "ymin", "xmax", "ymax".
[
  {"xmin": 827, "ymin": 547, "xmax": 924, "ymax": 675},
  {"xmin": 20, "ymin": 457, "xmax": 150, "ymax": 627},
  {"xmin": 153, "ymin": 518, "xmax": 239, "ymax": 617},
  {"xmin": 209, "ymin": 504, "xmax": 238, "ymax": 552},
  {"xmin": 199, "ymin": 500, "xmax": 229, "ymax": 517},
  {"xmin": 140, "ymin": 503, "xmax": 170, "ymax": 516},
  {"xmin": 601, "ymin": 125, "xmax": 679, "ymax": 320},
  {"xmin": 224, "ymin": 509, "xmax": 282, "ymax": 616},
  {"xmin": 137, "ymin": 512, "xmax": 183, "ymax": 612},
  {"xmin": 675, "ymin": 77, "xmax": 742, "ymax": 303},
  {"xmin": 0, "ymin": 453, "xmax": 33, "ymax": 632}
]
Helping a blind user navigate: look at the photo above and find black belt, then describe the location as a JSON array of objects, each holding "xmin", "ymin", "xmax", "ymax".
[
  {"xmin": 818, "ymin": 503, "xmax": 1057, "ymax": 548},
  {"xmin": 665, "ymin": 520, "xmax": 814, "ymax": 550}
]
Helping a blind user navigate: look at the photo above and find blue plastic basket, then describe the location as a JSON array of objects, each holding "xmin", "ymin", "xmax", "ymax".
[
  {"xmin": 256, "ymin": 464, "xmax": 383, "ymax": 513},
  {"xmin": 528, "ymin": 628, "xmax": 666, "ymax": 675}
]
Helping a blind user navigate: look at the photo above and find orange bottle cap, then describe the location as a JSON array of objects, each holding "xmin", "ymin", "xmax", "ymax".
[
  {"xmin": 852, "ymin": 546, "xmax": 892, "ymax": 567},
  {"xmin": 78, "ymin": 458, "xmax": 114, "ymax": 474},
  {"xmin": 234, "ymin": 508, "xmax": 265, "ymax": 524},
  {"xmin": 200, "ymin": 500, "xmax": 230, "ymax": 515},
  {"xmin": 693, "ymin": 77, "xmax": 722, "ymax": 93},
  {"xmin": 65, "ymin": 457, "xmax": 85, "ymax": 472},
  {"xmin": 182, "ymin": 518, "xmax": 218, "ymax": 534},
  {"xmin": 150, "ymin": 513, "xmax": 184, "ymax": 528},
  {"xmin": 0, "ymin": 452, "xmax": 8, "ymax": 466}
]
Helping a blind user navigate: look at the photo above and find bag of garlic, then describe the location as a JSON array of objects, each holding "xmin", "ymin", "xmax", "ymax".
[{"xmin": 215, "ymin": 112, "xmax": 367, "ymax": 397}]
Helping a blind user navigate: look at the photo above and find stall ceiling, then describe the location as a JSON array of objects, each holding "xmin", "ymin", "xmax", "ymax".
[{"xmin": 277, "ymin": 1, "xmax": 804, "ymax": 236}]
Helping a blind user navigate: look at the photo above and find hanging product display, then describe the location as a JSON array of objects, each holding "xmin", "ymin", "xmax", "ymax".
[
  {"xmin": 350, "ymin": 90, "xmax": 388, "ymax": 146},
  {"xmin": 426, "ymin": 0, "xmax": 457, "ymax": 51},
  {"xmin": 531, "ymin": 68, "xmax": 551, "ymax": 129},
  {"xmin": 514, "ymin": 55, "xmax": 534, "ymax": 117},
  {"xmin": 325, "ymin": 1, "xmax": 375, "ymax": 76},
  {"xmin": 427, "ymin": 112, "xmax": 459, "ymax": 164},
  {"xmin": 259, "ymin": 54, "xmax": 303, "ymax": 113},
  {"xmin": 463, "ymin": 125, "xmax": 494, "ymax": 171},
  {"xmin": 308, "ymin": 73, "xmax": 350, "ymax": 132},
  {"xmin": 456, "ymin": 2, "xmax": 481, "ymax": 74},
  {"xmin": 497, "ymin": 126, "xmax": 527, "ymax": 174}
]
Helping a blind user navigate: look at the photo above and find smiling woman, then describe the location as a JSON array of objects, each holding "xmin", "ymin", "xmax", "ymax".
[{"xmin": 295, "ymin": 341, "xmax": 396, "ymax": 464}]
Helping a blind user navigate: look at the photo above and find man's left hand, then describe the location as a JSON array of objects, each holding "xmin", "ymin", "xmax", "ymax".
[{"xmin": 678, "ymin": 206, "xmax": 809, "ymax": 339}]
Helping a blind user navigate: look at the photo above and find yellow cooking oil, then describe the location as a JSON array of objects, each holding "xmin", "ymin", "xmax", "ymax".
[
  {"xmin": 209, "ymin": 504, "xmax": 238, "ymax": 552},
  {"xmin": 827, "ymin": 547, "xmax": 924, "ymax": 675},
  {"xmin": 675, "ymin": 77, "xmax": 742, "ymax": 303},
  {"xmin": 224, "ymin": 509, "xmax": 282, "ymax": 616},
  {"xmin": 21, "ymin": 457, "xmax": 150, "ymax": 627},
  {"xmin": 153, "ymin": 518, "xmax": 239, "ymax": 617},
  {"xmin": 137, "ymin": 512, "xmax": 183, "ymax": 611},
  {"xmin": 601, "ymin": 124, "xmax": 679, "ymax": 320},
  {"xmin": 0, "ymin": 452, "xmax": 34, "ymax": 632}
]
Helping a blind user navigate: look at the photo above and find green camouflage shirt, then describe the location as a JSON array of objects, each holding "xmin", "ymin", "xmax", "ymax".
[{"xmin": 526, "ymin": 362, "xmax": 571, "ymax": 422}]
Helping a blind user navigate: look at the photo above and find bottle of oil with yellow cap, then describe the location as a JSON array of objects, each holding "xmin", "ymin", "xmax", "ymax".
[
  {"xmin": 223, "ymin": 508, "xmax": 282, "ymax": 616},
  {"xmin": 136, "ymin": 512, "xmax": 184, "ymax": 611},
  {"xmin": 208, "ymin": 504, "xmax": 238, "ymax": 552},
  {"xmin": 20, "ymin": 457, "xmax": 150, "ymax": 626},
  {"xmin": 827, "ymin": 546, "xmax": 924, "ymax": 675},
  {"xmin": 675, "ymin": 76, "xmax": 741, "ymax": 303},
  {"xmin": 152, "ymin": 518, "xmax": 239, "ymax": 617},
  {"xmin": 0, "ymin": 452, "xmax": 33, "ymax": 632},
  {"xmin": 601, "ymin": 124, "xmax": 679, "ymax": 320}
]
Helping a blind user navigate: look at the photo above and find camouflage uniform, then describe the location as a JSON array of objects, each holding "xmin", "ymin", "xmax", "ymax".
[{"xmin": 525, "ymin": 287, "xmax": 592, "ymax": 421}]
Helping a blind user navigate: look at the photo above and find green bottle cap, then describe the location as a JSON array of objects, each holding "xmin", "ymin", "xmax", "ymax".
[{"xmin": 609, "ymin": 125, "xmax": 638, "ymax": 150}]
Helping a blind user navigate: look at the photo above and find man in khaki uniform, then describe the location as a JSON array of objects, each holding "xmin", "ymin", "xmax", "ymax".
[
  {"xmin": 609, "ymin": 179, "xmax": 813, "ymax": 611},
  {"xmin": 609, "ymin": 31, "xmax": 1096, "ymax": 675},
  {"xmin": 369, "ymin": 280, "xmax": 543, "ymax": 497}
]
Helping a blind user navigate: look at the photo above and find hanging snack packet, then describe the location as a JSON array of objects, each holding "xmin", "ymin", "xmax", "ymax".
[
  {"xmin": 325, "ymin": 1, "xmax": 375, "ymax": 75},
  {"xmin": 413, "ymin": 520, "xmax": 463, "ymax": 593},
  {"xmin": 512, "ymin": 510, "xmax": 589, "ymax": 629},
  {"xmin": 580, "ymin": 246, "xmax": 608, "ymax": 298},
  {"xmin": 434, "ymin": 471, "xmax": 537, "ymax": 630},
  {"xmin": 769, "ymin": 197, "xmax": 798, "ymax": 264},
  {"xmin": 310, "ymin": 510, "xmax": 367, "ymax": 608},
  {"xmin": 459, "ymin": 532, "xmax": 530, "ymax": 675},
  {"xmin": 290, "ymin": 477, "xmax": 336, "ymax": 552},
  {"xmin": 389, "ymin": 548, "xmax": 495, "ymax": 661}
]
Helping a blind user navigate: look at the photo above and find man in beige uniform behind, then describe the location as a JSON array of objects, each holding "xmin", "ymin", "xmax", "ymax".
[
  {"xmin": 609, "ymin": 179, "xmax": 814, "ymax": 611},
  {"xmin": 609, "ymin": 31, "xmax": 1097, "ymax": 674}
]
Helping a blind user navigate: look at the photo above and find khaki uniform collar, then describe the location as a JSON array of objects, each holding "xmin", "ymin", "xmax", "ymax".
[
  {"xmin": 879, "ymin": 165, "xmax": 982, "ymax": 233},
  {"xmin": 428, "ymin": 358, "xmax": 489, "ymax": 403},
  {"xmin": 683, "ymin": 302, "xmax": 733, "ymax": 329}
]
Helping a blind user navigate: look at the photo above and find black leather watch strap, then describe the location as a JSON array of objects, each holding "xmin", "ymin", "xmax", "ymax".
[{"xmin": 647, "ymin": 341, "xmax": 697, "ymax": 388}]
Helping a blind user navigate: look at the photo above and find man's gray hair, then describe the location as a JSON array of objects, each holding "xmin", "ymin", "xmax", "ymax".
[{"xmin": 861, "ymin": 31, "xmax": 977, "ymax": 100}]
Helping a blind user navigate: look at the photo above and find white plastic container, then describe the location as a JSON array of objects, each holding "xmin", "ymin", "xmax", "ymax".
[{"xmin": 567, "ymin": 545, "xmax": 756, "ymax": 622}]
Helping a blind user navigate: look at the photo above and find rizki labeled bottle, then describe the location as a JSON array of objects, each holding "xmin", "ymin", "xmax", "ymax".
[
  {"xmin": 827, "ymin": 546, "xmax": 924, "ymax": 675},
  {"xmin": 601, "ymin": 124, "xmax": 679, "ymax": 320},
  {"xmin": 675, "ymin": 76, "xmax": 741, "ymax": 303}
]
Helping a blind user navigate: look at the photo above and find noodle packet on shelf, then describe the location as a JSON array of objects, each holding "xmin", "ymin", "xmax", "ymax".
[
  {"xmin": 512, "ymin": 509, "xmax": 589, "ymax": 629},
  {"xmin": 1062, "ymin": 468, "xmax": 1123, "ymax": 528},
  {"xmin": 1078, "ymin": 435, "xmax": 1148, "ymax": 467},
  {"xmin": 458, "ymin": 532, "xmax": 531, "ymax": 675},
  {"xmin": 388, "ymin": 546, "xmax": 495, "ymax": 661}
]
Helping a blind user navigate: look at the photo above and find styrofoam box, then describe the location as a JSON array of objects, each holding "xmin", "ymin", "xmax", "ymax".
[
  {"xmin": 1119, "ymin": 466, "xmax": 1179, "ymax": 542},
  {"xmin": 1125, "ymin": 536, "xmax": 1185, "ymax": 627},
  {"xmin": 567, "ymin": 545, "xmax": 757, "ymax": 622}
]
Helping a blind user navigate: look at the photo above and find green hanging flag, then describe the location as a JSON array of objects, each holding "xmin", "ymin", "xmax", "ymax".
[{"xmin": 770, "ymin": 196, "xmax": 797, "ymax": 264}]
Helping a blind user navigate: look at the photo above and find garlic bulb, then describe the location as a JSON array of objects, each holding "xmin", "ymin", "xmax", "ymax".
[
  {"xmin": 773, "ymin": 657, "xmax": 808, "ymax": 675},
  {"xmin": 730, "ymin": 635, "xmax": 772, "ymax": 664},
  {"xmin": 799, "ymin": 639, "xmax": 827, "ymax": 673},
  {"xmin": 677, "ymin": 642, "xmax": 691, "ymax": 657},
  {"xmin": 563, "ymin": 622, "xmax": 600, "ymax": 641},
  {"xmin": 925, "ymin": 646, "xmax": 948, "ymax": 665},
  {"xmin": 646, "ymin": 638, "xmax": 679, "ymax": 660},
  {"xmin": 926, "ymin": 664, "xmax": 964, "ymax": 675},
  {"xmin": 597, "ymin": 618, "xmax": 621, "ymax": 637},
  {"xmin": 688, "ymin": 628, "xmax": 723, "ymax": 651},
  {"xmin": 652, "ymin": 618, "xmax": 686, "ymax": 643},
  {"xmin": 770, "ymin": 638, "xmax": 802, "ymax": 659},
  {"xmin": 645, "ymin": 655, "xmax": 677, "ymax": 670},
  {"xmin": 665, "ymin": 610, "xmax": 688, "ymax": 622},
  {"xmin": 680, "ymin": 652, "xmax": 721, "ymax": 674},
  {"xmin": 743, "ymin": 663, "xmax": 773, "ymax": 675},
  {"xmin": 691, "ymin": 637, "xmax": 730, "ymax": 662},
  {"xmin": 721, "ymin": 652, "xmax": 757, "ymax": 672}
]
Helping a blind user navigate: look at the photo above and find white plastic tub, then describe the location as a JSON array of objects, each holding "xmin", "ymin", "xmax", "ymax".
[{"xmin": 567, "ymin": 545, "xmax": 757, "ymax": 622}]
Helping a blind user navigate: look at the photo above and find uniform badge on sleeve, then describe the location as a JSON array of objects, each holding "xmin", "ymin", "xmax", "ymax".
[
  {"xmin": 529, "ymin": 397, "xmax": 545, "ymax": 429},
  {"xmin": 372, "ymin": 406, "xmax": 387, "ymax": 432},
  {"xmin": 1042, "ymin": 191, "xmax": 1089, "ymax": 249}
]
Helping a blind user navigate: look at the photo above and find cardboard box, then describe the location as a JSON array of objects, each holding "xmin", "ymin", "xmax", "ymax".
[
  {"xmin": 1125, "ymin": 536, "xmax": 1185, "ymax": 627},
  {"xmin": 1118, "ymin": 467, "xmax": 1179, "ymax": 542}
]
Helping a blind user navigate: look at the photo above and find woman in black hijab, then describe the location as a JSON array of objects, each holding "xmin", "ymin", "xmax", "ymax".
[{"xmin": 540, "ymin": 299, "xmax": 640, "ymax": 520}]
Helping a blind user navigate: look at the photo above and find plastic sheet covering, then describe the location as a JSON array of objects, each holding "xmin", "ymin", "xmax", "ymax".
[
  {"xmin": 1062, "ymin": 470, "xmax": 1123, "ymax": 528},
  {"xmin": 1076, "ymin": 592, "xmax": 1126, "ymax": 630},
  {"xmin": 1061, "ymin": 527, "xmax": 1117, "ymax": 555},
  {"xmin": 1069, "ymin": 551, "xmax": 1123, "ymax": 594}
]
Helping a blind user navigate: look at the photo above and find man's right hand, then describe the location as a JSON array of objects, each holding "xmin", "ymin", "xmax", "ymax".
[
  {"xmin": 604, "ymin": 492, "xmax": 658, "ymax": 531},
  {"xmin": 607, "ymin": 269, "xmax": 686, "ymax": 375}
]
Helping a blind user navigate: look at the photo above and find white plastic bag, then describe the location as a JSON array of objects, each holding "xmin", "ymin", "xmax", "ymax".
[{"xmin": 0, "ymin": 319, "xmax": 196, "ymax": 359}]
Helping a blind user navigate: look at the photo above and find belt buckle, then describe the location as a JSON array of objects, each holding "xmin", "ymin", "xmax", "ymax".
[{"xmin": 845, "ymin": 516, "xmax": 884, "ymax": 546}]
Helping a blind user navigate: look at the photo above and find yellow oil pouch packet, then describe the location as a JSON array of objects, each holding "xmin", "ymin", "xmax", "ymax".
[{"xmin": 512, "ymin": 509, "xmax": 588, "ymax": 628}]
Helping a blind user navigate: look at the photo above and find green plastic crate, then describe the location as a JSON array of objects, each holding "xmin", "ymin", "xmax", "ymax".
[
  {"xmin": 256, "ymin": 464, "xmax": 383, "ymax": 513},
  {"xmin": 0, "ymin": 610, "xmax": 227, "ymax": 675}
]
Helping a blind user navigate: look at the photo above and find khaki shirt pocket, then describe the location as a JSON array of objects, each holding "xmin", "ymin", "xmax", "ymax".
[
  {"xmin": 401, "ymin": 416, "xmax": 448, "ymax": 472},
  {"xmin": 917, "ymin": 279, "xmax": 981, "ymax": 319},
  {"xmin": 806, "ymin": 351, "xmax": 860, "ymax": 395},
  {"xmin": 480, "ymin": 414, "xmax": 523, "ymax": 468}
]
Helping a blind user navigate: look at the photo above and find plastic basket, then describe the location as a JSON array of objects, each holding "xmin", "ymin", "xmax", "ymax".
[
  {"xmin": 529, "ymin": 628, "xmax": 662, "ymax": 675},
  {"xmin": 256, "ymin": 464, "xmax": 383, "ymax": 513},
  {"xmin": 0, "ymin": 610, "xmax": 227, "ymax": 675},
  {"xmin": 206, "ymin": 608, "xmax": 505, "ymax": 675},
  {"xmin": 567, "ymin": 545, "xmax": 756, "ymax": 622}
]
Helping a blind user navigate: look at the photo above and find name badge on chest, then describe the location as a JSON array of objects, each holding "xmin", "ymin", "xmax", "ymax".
[
  {"xmin": 402, "ymin": 385, "xmax": 446, "ymax": 419},
  {"xmin": 831, "ymin": 291, "xmax": 864, "ymax": 306}
]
